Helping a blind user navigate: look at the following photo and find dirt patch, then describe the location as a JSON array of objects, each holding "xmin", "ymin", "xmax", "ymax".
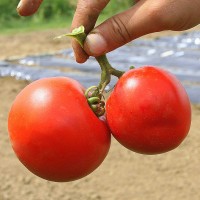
[{"xmin": 0, "ymin": 28, "xmax": 71, "ymax": 60}]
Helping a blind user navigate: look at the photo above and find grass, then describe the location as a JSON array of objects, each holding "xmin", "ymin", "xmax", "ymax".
[
  {"xmin": 1, "ymin": 17, "xmax": 73, "ymax": 35},
  {"xmin": 0, "ymin": 0, "xmax": 134, "ymax": 35},
  {"xmin": 0, "ymin": 14, "xmax": 107, "ymax": 35}
]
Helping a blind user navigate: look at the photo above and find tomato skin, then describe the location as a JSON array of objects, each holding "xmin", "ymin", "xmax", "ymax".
[
  {"xmin": 106, "ymin": 66, "xmax": 191, "ymax": 154},
  {"xmin": 8, "ymin": 77, "xmax": 111, "ymax": 182}
]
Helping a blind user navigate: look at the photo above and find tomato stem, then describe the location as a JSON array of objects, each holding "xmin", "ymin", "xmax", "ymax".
[
  {"xmin": 56, "ymin": 26, "xmax": 124, "ymax": 117},
  {"xmin": 57, "ymin": 26, "xmax": 124, "ymax": 92},
  {"xmin": 95, "ymin": 55, "xmax": 124, "ymax": 92},
  {"xmin": 95, "ymin": 55, "xmax": 111, "ymax": 92}
]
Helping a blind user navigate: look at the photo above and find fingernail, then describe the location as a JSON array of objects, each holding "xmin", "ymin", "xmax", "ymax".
[
  {"xmin": 84, "ymin": 33, "xmax": 107, "ymax": 56},
  {"xmin": 17, "ymin": 0, "xmax": 22, "ymax": 9}
]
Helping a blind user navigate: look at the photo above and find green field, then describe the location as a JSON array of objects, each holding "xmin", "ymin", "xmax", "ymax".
[{"xmin": 0, "ymin": 0, "xmax": 133, "ymax": 34}]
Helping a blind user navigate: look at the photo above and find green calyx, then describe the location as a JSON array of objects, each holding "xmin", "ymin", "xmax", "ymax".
[
  {"xmin": 57, "ymin": 26, "xmax": 124, "ymax": 117},
  {"xmin": 85, "ymin": 86, "xmax": 105, "ymax": 117}
]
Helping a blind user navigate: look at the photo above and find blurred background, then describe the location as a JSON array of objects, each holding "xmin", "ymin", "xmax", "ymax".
[
  {"xmin": 0, "ymin": 0, "xmax": 133, "ymax": 33},
  {"xmin": 1, "ymin": 1, "xmax": 200, "ymax": 200}
]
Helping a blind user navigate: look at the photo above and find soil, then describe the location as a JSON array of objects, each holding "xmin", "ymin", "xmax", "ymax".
[
  {"xmin": 0, "ymin": 26, "xmax": 200, "ymax": 200},
  {"xmin": 0, "ymin": 28, "xmax": 71, "ymax": 60}
]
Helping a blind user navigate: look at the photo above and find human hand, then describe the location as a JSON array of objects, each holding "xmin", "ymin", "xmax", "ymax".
[
  {"xmin": 72, "ymin": 0, "xmax": 200, "ymax": 63},
  {"xmin": 17, "ymin": 0, "xmax": 200, "ymax": 63},
  {"xmin": 17, "ymin": 0, "xmax": 43, "ymax": 16}
]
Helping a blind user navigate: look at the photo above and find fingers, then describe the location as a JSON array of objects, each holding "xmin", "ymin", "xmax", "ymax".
[
  {"xmin": 84, "ymin": 0, "xmax": 168, "ymax": 57},
  {"xmin": 17, "ymin": 0, "xmax": 43, "ymax": 16},
  {"xmin": 83, "ymin": 0, "xmax": 200, "ymax": 57},
  {"xmin": 71, "ymin": 0, "xmax": 110, "ymax": 63}
]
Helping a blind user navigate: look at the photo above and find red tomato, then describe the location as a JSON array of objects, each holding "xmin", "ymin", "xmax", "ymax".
[
  {"xmin": 106, "ymin": 66, "xmax": 191, "ymax": 154},
  {"xmin": 8, "ymin": 77, "xmax": 110, "ymax": 182}
]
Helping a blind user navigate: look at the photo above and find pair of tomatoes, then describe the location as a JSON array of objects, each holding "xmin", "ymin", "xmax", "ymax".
[{"xmin": 8, "ymin": 66, "xmax": 191, "ymax": 182}]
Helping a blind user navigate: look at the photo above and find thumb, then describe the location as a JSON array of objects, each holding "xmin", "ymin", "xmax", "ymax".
[
  {"xmin": 84, "ymin": 1, "xmax": 167, "ymax": 56},
  {"xmin": 17, "ymin": 0, "xmax": 43, "ymax": 16}
]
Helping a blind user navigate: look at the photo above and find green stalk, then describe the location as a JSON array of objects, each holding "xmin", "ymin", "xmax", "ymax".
[
  {"xmin": 56, "ymin": 26, "xmax": 125, "ymax": 117},
  {"xmin": 58, "ymin": 26, "xmax": 124, "ymax": 92}
]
